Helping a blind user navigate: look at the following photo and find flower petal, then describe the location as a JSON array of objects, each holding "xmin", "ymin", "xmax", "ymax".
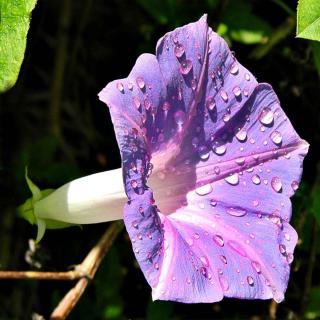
[{"xmin": 98, "ymin": 15, "xmax": 308, "ymax": 303}]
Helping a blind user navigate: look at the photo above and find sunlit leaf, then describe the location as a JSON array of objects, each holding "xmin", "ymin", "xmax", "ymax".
[
  {"xmin": 223, "ymin": 0, "xmax": 272, "ymax": 44},
  {"xmin": 0, "ymin": 0, "xmax": 38, "ymax": 92},
  {"xmin": 297, "ymin": 0, "xmax": 320, "ymax": 41}
]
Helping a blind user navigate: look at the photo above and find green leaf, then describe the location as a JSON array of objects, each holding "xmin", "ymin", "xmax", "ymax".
[
  {"xmin": 223, "ymin": 0, "xmax": 272, "ymax": 44},
  {"xmin": 297, "ymin": 0, "xmax": 320, "ymax": 41},
  {"xmin": 312, "ymin": 41, "xmax": 320, "ymax": 75},
  {"xmin": 305, "ymin": 286, "xmax": 320, "ymax": 319},
  {"xmin": 146, "ymin": 300, "xmax": 174, "ymax": 320},
  {"xmin": 0, "ymin": 0, "xmax": 38, "ymax": 93},
  {"xmin": 311, "ymin": 184, "xmax": 320, "ymax": 223}
]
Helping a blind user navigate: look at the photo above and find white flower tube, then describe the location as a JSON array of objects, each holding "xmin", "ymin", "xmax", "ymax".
[
  {"xmin": 35, "ymin": 168, "xmax": 126, "ymax": 224},
  {"xmin": 19, "ymin": 168, "xmax": 127, "ymax": 241}
]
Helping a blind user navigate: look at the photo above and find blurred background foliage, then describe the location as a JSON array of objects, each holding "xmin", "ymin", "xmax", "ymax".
[{"xmin": 0, "ymin": 0, "xmax": 319, "ymax": 319}]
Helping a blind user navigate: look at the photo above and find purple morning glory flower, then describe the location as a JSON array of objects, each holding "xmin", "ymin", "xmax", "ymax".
[{"xmin": 98, "ymin": 15, "xmax": 309, "ymax": 303}]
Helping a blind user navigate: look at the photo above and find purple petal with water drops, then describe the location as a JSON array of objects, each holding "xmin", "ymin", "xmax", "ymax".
[{"xmin": 98, "ymin": 15, "xmax": 309, "ymax": 303}]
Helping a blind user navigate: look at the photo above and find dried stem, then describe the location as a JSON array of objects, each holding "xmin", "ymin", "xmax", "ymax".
[
  {"xmin": 0, "ymin": 270, "xmax": 83, "ymax": 280},
  {"xmin": 0, "ymin": 222, "xmax": 123, "ymax": 319},
  {"xmin": 50, "ymin": 221, "xmax": 123, "ymax": 319},
  {"xmin": 269, "ymin": 299, "xmax": 278, "ymax": 320}
]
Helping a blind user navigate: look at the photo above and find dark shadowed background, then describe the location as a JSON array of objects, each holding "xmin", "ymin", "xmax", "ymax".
[{"xmin": 0, "ymin": 0, "xmax": 319, "ymax": 319}]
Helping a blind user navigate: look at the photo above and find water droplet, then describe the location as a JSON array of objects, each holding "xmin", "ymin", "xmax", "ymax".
[
  {"xmin": 270, "ymin": 131, "xmax": 282, "ymax": 145},
  {"xmin": 186, "ymin": 277, "xmax": 191, "ymax": 284},
  {"xmin": 213, "ymin": 145, "xmax": 226, "ymax": 155},
  {"xmin": 245, "ymin": 73, "xmax": 251, "ymax": 81},
  {"xmin": 286, "ymin": 253, "xmax": 294, "ymax": 264},
  {"xmin": 198, "ymin": 145, "xmax": 210, "ymax": 160},
  {"xmin": 223, "ymin": 114, "xmax": 230, "ymax": 122},
  {"xmin": 225, "ymin": 173, "xmax": 239, "ymax": 185},
  {"xmin": 117, "ymin": 82, "xmax": 124, "ymax": 93},
  {"xmin": 213, "ymin": 234, "xmax": 224, "ymax": 247},
  {"xmin": 196, "ymin": 184, "xmax": 212, "ymax": 196},
  {"xmin": 251, "ymin": 261, "xmax": 261, "ymax": 273},
  {"xmin": 279, "ymin": 244, "xmax": 286, "ymax": 255},
  {"xmin": 214, "ymin": 166, "xmax": 221, "ymax": 175},
  {"xmin": 271, "ymin": 177, "xmax": 282, "ymax": 193},
  {"xmin": 247, "ymin": 276, "xmax": 254, "ymax": 286},
  {"xmin": 144, "ymin": 98, "xmax": 152, "ymax": 110},
  {"xmin": 200, "ymin": 266, "xmax": 208, "ymax": 277},
  {"xmin": 130, "ymin": 180, "xmax": 138, "ymax": 188},
  {"xmin": 174, "ymin": 43, "xmax": 185, "ymax": 58},
  {"xmin": 291, "ymin": 181, "xmax": 299, "ymax": 191},
  {"xmin": 235, "ymin": 157, "xmax": 246, "ymax": 165},
  {"xmin": 174, "ymin": 110, "xmax": 186, "ymax": 126},
  {"xmin": 253, "ymin": 200, "xmax": 259, "ymax": 207},
  {"xmin": 210, "ymin": 199, "xmax": 217, "ymax": 207},
  {"xmin": 252, "ymin": 174, "xmax": 261, "ymax": 185},
  {"xmin": 284, "ymin": 233, "xmax": 291, "ymax": 241},
  {"xmin": 191, "ymin": 79, "xmax": 197, "ymax": 91},
  {"xmin": 180, "ymin": 59, "xmax": 193, "ymax": 75},
  {"xmin": 128, "ymin": 82, "xmax": 133, "ymax": 90},
  {"xmin": 162, "ymin": 101, "xmax": 171, "ymax": 111},
  {"xmin": 230, "ymin": 63, "xmax": 239, "ymax": 75},
  {"xmin": 236, "ymin": 130, "xmax": 247, "ymax": 142},
  {"xmin": 136, "ymin": 77, "xmax": 145, "ymax": 90},
  {"xmin": 220, "ymin": 255, "xmax": 227, "ymax": 264},
  {"xmin": 259, "ymin": 107, "xmax": 274, "ymax": 125},
  {"xmin": 194, "ymin": 233, "xmax": 200, "ymax": 239},
  {"xmin": 154, "ymin": 263, "xmax": 159, "ymax": 270},
  {"xmin": 206, "ymin": 97, "xmax": 216, "ymax": 111},
  {"xmin": 186, "ymin": 238, "xmax": 194, "ymax": 246},
  {"xmin": 220, "ymin": 89, "xmax": 228, "ymax": 102},
  {"xmin": 226, "ymin": 207, "xmax": 247, "ymax": 217},
  {"xmin": 133, "ymin": 96, "xmax": 141, "ymax": 109},
  {"xmin": 200, "ymin": 256, "xmax": 209, "ymax": 266},
  {"xmin": 233, "ymin": 86, "xmax": 241, "ymax": 97}
]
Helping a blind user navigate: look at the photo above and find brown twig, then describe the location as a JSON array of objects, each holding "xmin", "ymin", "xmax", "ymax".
[
  {"xmin": 0, "ymin": 270, "xmax": 83, "ymax": 280},
  {"xmin": 269, "ymin": 299, "xmax": 278, "ymax": 320},
  {"xmin": 50, "ymin": 221, "xmax": 123, "ymax": 320},
  {"xmin": 0, "ymin": 222, "xmax": 123, "ymax": 319}
]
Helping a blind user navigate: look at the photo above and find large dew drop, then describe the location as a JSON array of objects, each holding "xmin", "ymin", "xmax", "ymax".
[
  {"xmin": 271, "ymin": 176, "xmax": 282, "ymax": 193},
  {"xmin": 225, "ymin": 173, "xmax": 239, "ymax": 185},
  {"xmin": 230, "ymin": 63, "xmax": 239, "ymax": 75},
  {"xmin": 251, "ymin": 174, "xmax": 261, "ymax": 185},
  {"xmin": 259, "ymin": 107, "xmax": 274, "ymax": 125},
  {"xmin": 226, "ymin": 207, "xmax": 247, "ymax": 217},
  {"xmin": 270, "ymin": 131, "xmax": 282, "ymax": 145},
  {"xmin": 174, "ymin": 43, "xmax": 185, "ymax": 58},
  {"xmin": 220, "ymin": 89, "xmax": 228, "ymax": 102},
  {"xmin": 235, "ymin": 130, "xmax": 247, "ymax": 142},
  {"xmin": 136, "ymin": 77, "xmax": 145, "ymax": 90},
  {"xmin": 213, "ymin": 235, "xmax": 224, "ymax": 247},
  {"xmin": 180, "ymin": 59, "xmax": 193, "ymax": 75},
  {"xmin": 233, "ymin": 86, "xmax": 241, "ymax": 97},
  {"xmin": 213, "ymin": 145, "xmax": 226, "ymax": 155},
  {"xmin": 195, "ymin": 183, "xmax": 212, "ymax": 196}
]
